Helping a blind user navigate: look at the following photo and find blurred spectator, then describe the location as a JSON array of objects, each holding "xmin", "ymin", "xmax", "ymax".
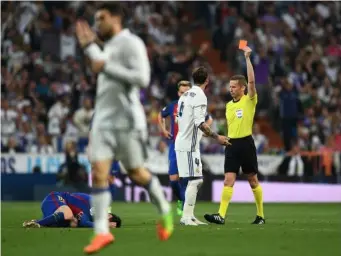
[
  {"xmin": 60, "ymin": 27, "xmax": 77, "ymax": 61},
  {"xmin": 73, "ymin": 97, "xmax": 94, "ymax": 138},
  {"xmin": 47, "ymin": 95, "xmax": 70, "ymax": 137},
  {"xmin": 157, "ymin": 139, "xmax": 168, "ymax": 155},
  {"xmin": 29, "ymin": 135, "xmax": 54, "ymax": 154},
  {"xmin": 287, "ymin": 143, "xmax": 304, "ymax": 177},
  {"xmin": 1, "ymin": 136, "xmax": 24, "ymax": 154},
  {"xmin": 279, "ymin": 79, "xmax": 300, "ymax": 151},
  {"xmin": 1, "ymin": 98, "xmax": 19, "ymax": 146},
  {"xmin": 253, "ymin": 123, "xmax": 269, "ymax": 154},
  {"xmin": 57, "ymin": 141, "xmax": 87, "ymax": 190}
]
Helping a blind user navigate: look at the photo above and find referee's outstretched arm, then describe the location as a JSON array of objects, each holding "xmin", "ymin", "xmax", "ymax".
[{"xmin": 243, "ymin": 47, "xmax": 256, "ymax": 98}]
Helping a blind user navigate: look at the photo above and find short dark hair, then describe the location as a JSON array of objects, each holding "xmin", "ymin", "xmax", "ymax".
[
  {"xmin": 109, "ymin": 213, "xmax": 122, "ymax": 228},
  {"xmin": 192, "ymin": 66, "xmax": 208, "ymax": 85},
  {"xmin": 177, "ymin": 80, "xmax": 191, "ymax": 90},
  {"xmin": 230, "ymin": 75, "xmax": 247, "ymax": 86},
  {"xmin": 97, "ymin": 2, "xmax": 125, "ymax": 17}
]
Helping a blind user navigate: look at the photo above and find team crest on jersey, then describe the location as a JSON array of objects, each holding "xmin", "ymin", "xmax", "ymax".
[
  {"xmin": 235, "ymin": 109, "xmax": 243, "ymax": 118},
  {"xmin": 58, "ymin": 196, "xmax": 65, "ymax": 203}
]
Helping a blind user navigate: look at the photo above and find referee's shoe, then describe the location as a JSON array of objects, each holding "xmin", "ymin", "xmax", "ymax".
[
  {"xmin": 204, "ymin": 213, "xmax": 225, "ymax": 224},
  {"xmin": 204, "ymin": 214, "xmax": 266, "ymax": 225},
  {"xmin": 252, "ymin": 215, "xmax": 265, "ymax": 224}
]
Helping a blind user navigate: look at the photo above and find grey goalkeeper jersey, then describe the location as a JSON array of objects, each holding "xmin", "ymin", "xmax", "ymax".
[{"xmin": 86, "ymin": 29, "xmax": 150, "ymax": 131}]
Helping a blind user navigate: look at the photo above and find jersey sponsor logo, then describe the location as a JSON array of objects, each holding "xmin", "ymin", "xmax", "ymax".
[
  {"xmin": 189, "ymin": 92, "xmax": 196, "ymax": 97},
  {"xmin": 235, "ymin": 109, "xmax": 243, "ymax": 119}
]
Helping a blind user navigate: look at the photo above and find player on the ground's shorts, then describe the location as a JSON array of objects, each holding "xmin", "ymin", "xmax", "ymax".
[
  {"xmin": 175, "ymin": 67, "xmax": 229, "ymax": 226},
  {"xmin": 22, "ymin": 192, "xmax": 122, "ymax": 228}
]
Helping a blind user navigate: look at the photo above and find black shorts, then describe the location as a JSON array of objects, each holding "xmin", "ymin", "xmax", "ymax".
[{"xmin": 224, "ymin": 135, "xmax": 258, "ymax": 174}]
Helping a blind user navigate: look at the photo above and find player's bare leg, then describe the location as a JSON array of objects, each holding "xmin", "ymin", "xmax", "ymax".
[
  {"xmin": 84, "ymin": 159, "xmax": 114, "ymax": 254},
  {"xmin": 247, "ymin": 173, "xmax": 265, "ymax": 224},
  {"xmin": 204, "ymin": 172, "xmax": 236, "ymax": 224},
  {"xmin": 129, "ymin": 167, "xmax": 174, "ymax": 240}
]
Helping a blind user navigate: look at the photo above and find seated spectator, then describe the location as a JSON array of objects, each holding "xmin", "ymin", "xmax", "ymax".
[
  {"xmin": 252, "ymin": 123, "xmax": 269, "ymax": 154},
  {"xmin": 29, "ymin": 135, "xmax": 54, "ymax": 154},
  {"xmin": 1, "ymin": 136, "xmax": 24, "ymax": 154}
]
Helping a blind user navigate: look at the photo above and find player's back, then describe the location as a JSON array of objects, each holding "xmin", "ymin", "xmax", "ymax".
[
  {"xmin": 175, "ymin": 86, "xmax": 207, "ymax": 152},
  {"xmin": 93, "ymin": 29, "xmax": 149, "ymax": 132},
  {"xmin": 64, "ymin": 193, "xmax": 91, "ymax": 217}
]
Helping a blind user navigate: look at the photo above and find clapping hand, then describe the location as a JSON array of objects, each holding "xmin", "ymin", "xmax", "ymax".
[{"xmin": 76, "ymin": 20, "xmax": 96, "ymax": 48}]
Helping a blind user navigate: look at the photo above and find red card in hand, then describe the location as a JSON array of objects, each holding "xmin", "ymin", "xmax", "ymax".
[{"xmin": 238, "ymin": 40, "xmax": 248, "ymax": 50}]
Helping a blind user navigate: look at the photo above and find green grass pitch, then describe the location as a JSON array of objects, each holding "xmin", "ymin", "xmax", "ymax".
[{"xmin": 2, "ymin": 202, "xmax": 341, "ymax": 256}]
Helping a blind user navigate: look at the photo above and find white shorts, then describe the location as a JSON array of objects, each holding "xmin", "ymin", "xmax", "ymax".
[
  {"xmin": 175, "ymin": 150, "xmax": 203, "ymax": 178},
  {"xmin": 89, "ymin": 128, "xmax": 148, "ymax": 170}
]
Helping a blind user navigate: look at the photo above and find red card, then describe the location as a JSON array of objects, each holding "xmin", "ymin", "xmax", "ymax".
[{"xmin": 238, "ymin": 40, "xmax": 248, "ymax": 49}]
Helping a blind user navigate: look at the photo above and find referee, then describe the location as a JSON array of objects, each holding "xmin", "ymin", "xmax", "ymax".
[{"xmin": 204, "ymin": 46, "xmax": 265, "ymax": 225}]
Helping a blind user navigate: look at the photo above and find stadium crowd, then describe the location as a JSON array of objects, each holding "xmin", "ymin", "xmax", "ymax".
[{"xmin": 1, "ymin": 1, "xmax": 340, "ymax": 178}]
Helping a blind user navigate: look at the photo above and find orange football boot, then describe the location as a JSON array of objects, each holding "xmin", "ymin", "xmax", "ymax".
[{"xmin": 84, "ymin": 233, "xmax": 114, "ymax": 254}]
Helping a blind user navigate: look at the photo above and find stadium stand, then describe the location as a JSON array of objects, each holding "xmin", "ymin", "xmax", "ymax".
[{"xmin": 1, "ymin": 1, "xmax": 340, "ymax": 182}]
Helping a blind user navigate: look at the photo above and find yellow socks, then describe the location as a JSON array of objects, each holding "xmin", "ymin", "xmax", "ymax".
[
  {"xmin": 218, "ymin": 186, "xmax": 233, "ymax": 218},
  {"xmin": 252, "ymin": 185, "xmax": 264, "ymax": 218}
]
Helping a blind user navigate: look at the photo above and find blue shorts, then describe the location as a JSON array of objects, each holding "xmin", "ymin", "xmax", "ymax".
[
  {"xmin": 111, "ymin": 161, "xmax": 121, "ymax": 176},
  {"xmin": 41, "ymin": 192, "xmax": 67, "ymax": 217},
  {"xmin": 168, "ymin": 143, "xmax": 178, "ymax": 176}
]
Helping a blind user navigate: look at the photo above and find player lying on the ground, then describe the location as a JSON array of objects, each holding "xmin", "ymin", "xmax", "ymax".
[{"xmin": 22, "ymin": 191, "xmax": 122, "ymax": 228}]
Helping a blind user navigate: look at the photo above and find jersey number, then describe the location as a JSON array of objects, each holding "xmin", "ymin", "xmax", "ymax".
[{"xmin": 179, "ymin": 102, "xmax": 185, "ymax": 117}]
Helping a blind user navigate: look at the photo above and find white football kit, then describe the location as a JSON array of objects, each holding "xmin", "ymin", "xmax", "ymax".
[
  {"xmin": 85, "ymin": 29, "xmax": 150, "ymax": 169},
  {"xmin": 175, "ymin": 85, "xmax": 207, "ymax": 178}
]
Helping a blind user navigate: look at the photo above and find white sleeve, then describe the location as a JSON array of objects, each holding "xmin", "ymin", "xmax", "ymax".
[
  {"xmin": 193, "ymin": 105, "xmax": 206, "ymax": 127},
  {"xmin": 85, "ymin": 38, "xmax": 151, "ymax": 88},
  {"xmin": 193, "ymin": 93, "xmax": 207, "ymax": 126},
  {"xmin": 84, "ymin": 43, "xmax": 108, "ymax": 61}
]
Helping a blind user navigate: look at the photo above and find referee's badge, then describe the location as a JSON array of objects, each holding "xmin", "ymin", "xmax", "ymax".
[{"xmin": 235, "ymin": 109, "xmax": 243, "ymax": 118}]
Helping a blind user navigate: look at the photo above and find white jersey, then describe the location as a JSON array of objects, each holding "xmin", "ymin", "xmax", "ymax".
[
  {"xmin": 175, "ymin": 85, "xmax": 207, "ymax": 152},
  {"xmin": 85, "ymin": 29, "xmax": 150, "ymax": 132}
]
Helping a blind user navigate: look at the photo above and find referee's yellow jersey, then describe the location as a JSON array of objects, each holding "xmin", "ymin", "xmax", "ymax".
[{"xmin": 226, "ymin": 94, "xmax": 258, "ymax": 139}]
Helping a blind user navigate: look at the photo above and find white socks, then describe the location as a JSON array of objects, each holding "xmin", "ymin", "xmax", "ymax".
[
  {"xmin": 91, "ymin": 189, "xmax": 111, "ymax": 234},
  {"xmin": 146, "ymin": 176, "xmax": 170, "ymax": 215},
  {"xmin": 183, "ymin": 179, "xmax": 203, "ymax": 218}
]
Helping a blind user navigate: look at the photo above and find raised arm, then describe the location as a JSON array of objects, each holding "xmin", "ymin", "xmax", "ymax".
[{"xmin": 243, "ymin": 46, "xmax": 256, "ymax": 98}]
